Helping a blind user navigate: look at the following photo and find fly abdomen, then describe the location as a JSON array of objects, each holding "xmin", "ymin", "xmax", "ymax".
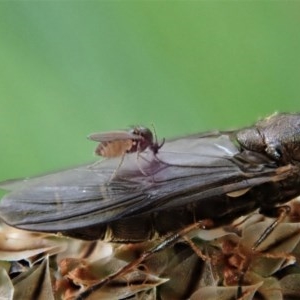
[{"xmin": 95, "ymin": 140, "xmax": 133, "ymax": 157}]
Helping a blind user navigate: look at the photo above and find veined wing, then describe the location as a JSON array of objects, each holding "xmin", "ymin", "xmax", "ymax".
[
  {"xmin": 0, "ymin": 133, "xmax": 283, "ymax": 235},
  {"xmin": 88, "ymin": 131, "xmax": 143, "ymax": 142}
]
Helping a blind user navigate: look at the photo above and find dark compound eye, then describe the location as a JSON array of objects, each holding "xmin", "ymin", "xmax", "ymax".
[
  {"xmin": 266, "ymin": 144, "xmax": 283, "ymax": 160},
  {"xmin": 274, "ymin": 146, "xmax": 283, "ymax": 159}
]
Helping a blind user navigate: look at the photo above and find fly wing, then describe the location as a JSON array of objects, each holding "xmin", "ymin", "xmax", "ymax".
[
  {"xmin": 0, "ymin": 132, "xmax": 282, "ymax": 235},
  {"xmin": 88, "ymin": 131, "xmax": 142, "ymax": 142}
]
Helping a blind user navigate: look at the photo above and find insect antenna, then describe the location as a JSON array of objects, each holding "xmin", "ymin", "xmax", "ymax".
[{"xmin": 150, "ymin": 123, "xmax": 165, "ymax": 154}]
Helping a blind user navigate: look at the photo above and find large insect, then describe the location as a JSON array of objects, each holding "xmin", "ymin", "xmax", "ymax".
[
  {"xmin": 2, "ymin": 113, "xmax": 300, "ymax": 299},
  {"xmin": 1, "ymin": 113, "xmax": 300, "ymax": 242}
]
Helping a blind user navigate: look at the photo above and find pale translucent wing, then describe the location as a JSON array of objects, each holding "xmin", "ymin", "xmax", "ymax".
[{"xmin": 88, "ymin": 131, "xmax": 142, "ymax": 142}]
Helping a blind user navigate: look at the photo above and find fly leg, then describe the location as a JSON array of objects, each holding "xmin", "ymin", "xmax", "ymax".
[
  {"xmin": 75, "ymin": 219, "xmax": 214, "ymax": 300},
  {"xmin": 135, "ymin": 143, "xmax": 166, "ymax": 179},
  {"xmin": 108, "ymin": 152, "xmax": 126, "ymax": 182},
  {"xmin": 88, "ymin": 158, "xmax": 105, "ymax": 169},
  {"xmin": 136, "ymin": 151, "xmax": 151, "ymax": 176}
]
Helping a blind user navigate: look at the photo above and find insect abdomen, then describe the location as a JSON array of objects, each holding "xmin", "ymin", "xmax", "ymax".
[{"xmin": 95, "ymin": 140, "xmax": 133, "ymax": 157}]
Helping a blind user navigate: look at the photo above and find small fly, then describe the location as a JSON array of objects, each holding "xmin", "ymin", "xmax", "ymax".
[{"xmin": 88, "ymin": 126, "xmax": 165, "ymax": 178}]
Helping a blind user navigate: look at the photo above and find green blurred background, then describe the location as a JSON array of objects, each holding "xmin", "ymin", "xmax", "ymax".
[{"xmin": 0, "ymin": 1, "xmax": 300, "ymax": 181}]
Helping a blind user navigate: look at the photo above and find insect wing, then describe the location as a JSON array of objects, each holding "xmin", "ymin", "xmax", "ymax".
[
  {"xmin": 0, "ymin": 133, "xmax": 287, "ymax": 238},
  {"xmin": 88, "ymin": 131, "xmax": 143, "ymax": 142},
  {"xmin": 0, "ymin": 162, "xmax": 145, "ymax": 232}
]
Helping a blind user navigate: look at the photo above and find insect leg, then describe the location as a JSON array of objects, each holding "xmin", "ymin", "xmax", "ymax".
[
  {"xmin": 109, "ymin": 152, "xmax": 126, "ymax": 182},
  {"xmin": 88, "ymin": 158, "xmax": 105, "ymax": 169},
  {"xmin": 136, "ymin": 152, "xmax": 150, "ymax": 176},
  {"xmin": 75, "ymin": 219, "xmax": 214, "ymax": 300},
  {"xmin": 80, "ymin": 241, "xmax": 98, "ymax": 259},
  {"xmin": 182, "ymin": 235, "xmax": 210, "ymax": 261},
  {"xmin": 235, "ymin": 206, "xmax": 291, "ymax": 298},
  {"xmin": 252, "ymin": 205, "xmax": 290, "ymax": 250}
]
